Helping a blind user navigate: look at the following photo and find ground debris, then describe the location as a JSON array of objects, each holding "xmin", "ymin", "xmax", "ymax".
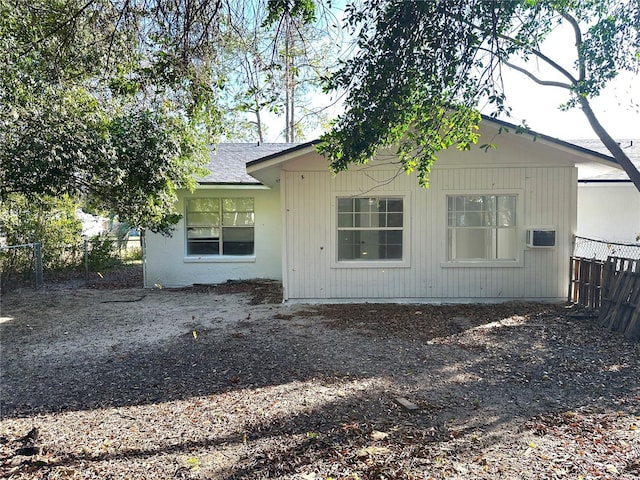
[
  {"xmin": 2, "ymin": 286, "xmax": 638, "ymax": 479},
  {"xmin": 394, "ymin": 397, "xmax": 419, "ymax": 411}
]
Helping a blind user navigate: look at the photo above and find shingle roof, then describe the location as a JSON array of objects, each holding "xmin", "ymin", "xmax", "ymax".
[
  {"xmin": 571, "ymin": 139, "xmax": 640, "ymax": 181},
  {"xmin": 198, "ymin": 143, "xmax": 300, "ymax": 184},
  {"xmin": 198, "ymin": 136, "xmax": 638, "ymax": 184}
]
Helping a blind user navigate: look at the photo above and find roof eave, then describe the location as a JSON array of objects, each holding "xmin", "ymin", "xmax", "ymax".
[
  {"xmin": 246, "ymin": 140, "xmax": 319, "ymax": 169},
  {"xmin": 480, "ymin": 115, "xmax": 621, "ymax": 169},
  {"xmin": 246, "ymin": 140, "xmax": 320, "ymax": 187}
]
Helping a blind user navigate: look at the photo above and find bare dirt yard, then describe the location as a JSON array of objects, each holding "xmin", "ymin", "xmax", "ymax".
[{"xmin": 1, "ymin": 270, "xmax": 639, "ymax": 479}]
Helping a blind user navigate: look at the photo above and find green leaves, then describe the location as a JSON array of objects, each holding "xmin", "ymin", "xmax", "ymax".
[
  {"xmin": 321, "ymin": 0, "xmax": 640, "ymax": 189},
  {"xmin": 0, "ymin": 0, "xmax": 219, "ymax": 233},
  {"xmin": 319, "ymin": 0, "xmax": 489, "ymax": 186},
  {"xmin": 263, "ymin": 0, "xmax": 317, "ymax": 26}
]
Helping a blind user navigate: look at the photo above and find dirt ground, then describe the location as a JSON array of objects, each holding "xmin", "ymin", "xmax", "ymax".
[{"xmin": 1, "ymin": 272, "xmax": 639, "ymax": 479}]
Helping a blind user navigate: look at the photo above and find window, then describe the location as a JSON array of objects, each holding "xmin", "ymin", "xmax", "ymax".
[
  {"xmin": 186, "ymin": 198, "xmax": 254, "ymax": 256},
  {"xmin": 447, "ymin": 195, "xmax": 517, "ymax": 261},
  {"xmin": 337, "ymin": 197, "xmax": 403, "ymax": 261}
]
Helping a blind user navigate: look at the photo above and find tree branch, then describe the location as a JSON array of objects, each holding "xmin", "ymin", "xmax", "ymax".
[
  {"xmin": 578, "ymin": 96, "xmax": 640, "ymax": 192},
  {"xmin": 502, "ymin": 60, "xmax": 572, "ymax": 89},
  {"xmin": 559, "ymin": 11, "xmax": 586, "ymax": 82},
  {"xmin": 496, "ymin": 32, "xmax": 578, "ymax": 85},
  {"xmin": 26, "ymin": 0, "xmax": 97, "ymax": 51}
]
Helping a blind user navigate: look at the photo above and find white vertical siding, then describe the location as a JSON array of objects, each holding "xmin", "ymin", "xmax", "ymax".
[{"xmin": 283, "ymin": 160, "xmax": 577, "ymax": 301}]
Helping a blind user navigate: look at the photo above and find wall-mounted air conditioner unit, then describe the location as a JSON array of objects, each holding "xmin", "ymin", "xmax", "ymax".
[{"xmin": 526, "ymin": 228, "xmax": 556, "ymax": 248}]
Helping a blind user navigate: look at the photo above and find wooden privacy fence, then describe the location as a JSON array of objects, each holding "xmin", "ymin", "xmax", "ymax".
[
  {"xmin": 570, "ymin": 256, "xmax": 640, "ymax": 341},
  {"xmin": 598, "ymin": 257, "xmax": 640, "ymax": 342},
  {"xmin": 569, "ymin": 256, "xmax": 605, "ymax": 308}
]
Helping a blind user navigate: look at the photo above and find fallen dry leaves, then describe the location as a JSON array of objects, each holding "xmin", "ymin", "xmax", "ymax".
[{"xmin": 1, "ymin": 280, "xmax": 638, "ymax": 479}]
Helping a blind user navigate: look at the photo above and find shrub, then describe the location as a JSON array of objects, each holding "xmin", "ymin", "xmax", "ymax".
[
  {"xmin": 87, "ymin": 233, "xmax": 122, "ymax": 270},
  {"xmin": 0, "ymin": 194, "xmax": 83, "ymax": 272}
]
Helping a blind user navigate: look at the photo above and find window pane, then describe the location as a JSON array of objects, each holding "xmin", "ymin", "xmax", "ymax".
[
  {"xmin": 449, "ymin": 228, "xmax": 490, "ymax": 259},
  {"xmin": 337, "ymin": 229, "xmax": 403, "ymax": 260},
  {"xmin": 338, "ymin": 213, "xmax": 353, "ymax": 228},
  {"xmin": 337, "ymin": 230, "xmax": 356, "ymax": 260},
  {"xmin": 385, "ymin": 244, "xmax": 403, "ymax": 259},
  {"xmin": 186, "ymin": 197, "xmax": 256, "ymax": 256},
  {"xmin": 386, "ymin": 230, "xmax": 403, "ymax": 244},
  {"xmin": 187, "ymin": 227, "xmax": 219, "ymax": 239},
  {"xmin": 463, "ymin": 211, "xmax": 483, "ymax": 227},
  {"xmin": 357, "ymin": 230, "xmax": 379, "ymax": 259},
  {"xmin": 448, "ymin": 227, "xmax": 517, "ymax": 260},
  {"xmin": 187, "ymin": 240, "xmax": 219, "ymax": 255},
  {"xmin": 337, "ymin": 197, "xmax": 404, "ymax": 261},
  {"xmin": 482, "ymin": 196, "xmax": 496, "ymax": 212},
  {"xmin": 354, "ymin": 212, "xmax": 371, "ymax": 227},
  {"xmin": 223, "ymin": 198, "xmax": 254, "ymax": 213},
  {"xmin": 498, "ymin": 195, "xmax": 516, "ymax": 213},
  {"xmin": 187, "ymin": 212, "xmax": 220, "ymax": 226},
  {"xmin": 222, "ymin": 227, "xmax": 254, "ymax": 255},
  {"xmin": 386, "ymin": 199, "xmax": 403, "ymax": 212},
  {"xmin": 496, "ymin": 228, "xmax": 517, "ymax": 260},
  {"xmin": 465, "ymin": 197, "xmax": 482, "ymax": 211},
  {"xmin": 387, "ymin": 212, "xmax": 403, "ymax": 227},
  {"xmin": 353, "ymin": 198, "xmax": 367, "ymax": 212},
  {"xmin": 447, "ymin": 195, "xmax": 518, "ymax": 261},
  {"xmin": 337, "ymin": 198, "xmax": 353, "ymax": 213},
  {"xmin": 222, "ymin": 212, "xmax": 254, "ymax": 226},
  {"xmin": 187, "ymin": 198, "xmax": 219, "ymax": 212},
  {"xmin": 497, "ymin": 196, "xmax": 516, "ymax": 226}
]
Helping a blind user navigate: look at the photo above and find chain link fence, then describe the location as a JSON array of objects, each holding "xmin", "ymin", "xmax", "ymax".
[
  {"xmin": 0, "ymin": 242, "xmax": 44, "ymax": 289},
  {"xmin": 1, "ymin": 234, "xmax": 143, "ymax": 291},
  {"xmin": 573, "ymin": 236, "xmax": 640, "ymax": 261}
]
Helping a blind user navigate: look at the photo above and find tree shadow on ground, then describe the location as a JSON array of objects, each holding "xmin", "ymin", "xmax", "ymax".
[{"xmin": 1, "ymin": 289, "xmax": 638, "ymax": 477}]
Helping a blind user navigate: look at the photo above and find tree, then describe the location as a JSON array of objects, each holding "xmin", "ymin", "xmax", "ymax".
[
  {"xmin": 0, "ymin": 0, "xmax": 226, "ymax": 233},
  {"xmin": 219, "ymin": 0, "xmax": 339, "ymax": 142},
  {"xmin": 0, "ymin": 1, "xmax": 333, "ymax": 231},
  {"xmin": 319, "ymin": 0, "xmax": 640, "ymax": 191}
]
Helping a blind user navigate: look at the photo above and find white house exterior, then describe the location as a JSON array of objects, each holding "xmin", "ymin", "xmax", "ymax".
[
  {"xmin": 144, "ymin": 143, "xmax": 296, "ymax": 288},
  {"xmin": 573, "ymin": 139, "xmax": 640, "ymax": 243},
  {"xmin": 145, "ymin": 118, "xmax": 620, "ymax": 302}
]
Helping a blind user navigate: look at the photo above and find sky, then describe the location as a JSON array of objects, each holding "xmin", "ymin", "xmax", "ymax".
[
  {"xmin": 494, "ymin": 23, "xmax": 639, "ymax": 141},
  {"xmin": 262, "ymin": 7, "xmax": 639, "ymax": 143},
  {"xmin": 498, "ymin": 70, "xmax": 639, "ymax": 141}
]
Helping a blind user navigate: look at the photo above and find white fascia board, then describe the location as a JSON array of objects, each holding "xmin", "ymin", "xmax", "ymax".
[
  {"xmin": 246, "ymin": 144, "xmax": 318, "ymax": 176},
  {"xmin": 194, "ymin": 184, "xmax": 271, "ymax": 190}
]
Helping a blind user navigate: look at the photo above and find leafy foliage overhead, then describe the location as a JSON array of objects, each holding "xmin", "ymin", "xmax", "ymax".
[
  {"xmin": 0, "ymin": 0, "xmax": 331, "ymax": 231},
  {"xmin": 319, "ymin": 0, "xmax": 640, "ymax": 190},
  {"xmin": 0, "ymin": 0, "xmax": 226, "ymax": 233},
  {"xmin": 218, "ymin": 0, "xmax": 337, "ymax": 142}
]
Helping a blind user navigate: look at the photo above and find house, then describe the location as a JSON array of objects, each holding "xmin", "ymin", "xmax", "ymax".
[
  {"xmin": 144, "ymin": 118, "xmax": 620, "ymax": 302},
  {"xmin": 144, "ymin": 143, "xmax": 296, "ymax": 288},
  {"xmin": 572, "ymin": 139, "xmax": 640, "ymax": 244}
]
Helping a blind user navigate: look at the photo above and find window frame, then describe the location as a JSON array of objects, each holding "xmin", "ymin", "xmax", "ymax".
[
  {"xmin": 443, "ymin": 191, "xmax": 523, "ymax": 268},
  {"xmin": 333, "ymin": 193, "xmax": 410, "ymax": 269},
  {"xmin": 184, "ymin": 196, "xmax": 256, "ymax": 261}
]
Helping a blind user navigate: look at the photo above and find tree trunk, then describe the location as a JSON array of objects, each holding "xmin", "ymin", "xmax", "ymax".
[
  {"xmin": 255, "ymin": 109, "xmax": 264, "ymax": 143},
  {"xmin": 579, "ymin": 97, "xmax": 640, "ymax": 192},
  {"xmin": 283, "ymin": 15, "xmax": 296, "ymax": 143}
]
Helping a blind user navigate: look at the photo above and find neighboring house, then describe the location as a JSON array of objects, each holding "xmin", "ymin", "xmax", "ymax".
[
  {"xmin": 572, "ymin": 139, "xmax": 640, "ymax": 243},
  {"xmin": 144, "ymin": 118, "xmax": 620, "ymax": 302}
]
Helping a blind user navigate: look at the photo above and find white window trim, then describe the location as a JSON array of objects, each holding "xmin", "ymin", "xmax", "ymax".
[
  {"xmin": 183, "ymin": 255, "xmax": 256, "ymax": 264},
  {"xmin": 184, "ymin": 197, "xmax": 256, "ymax": 261},
  {"xmin": 441, "ymin": 190, "xmax": 524, "ymax": 268},
  {"xmin": 332, "ymin": 192, "xmax": 411, "ymax": 269}
]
